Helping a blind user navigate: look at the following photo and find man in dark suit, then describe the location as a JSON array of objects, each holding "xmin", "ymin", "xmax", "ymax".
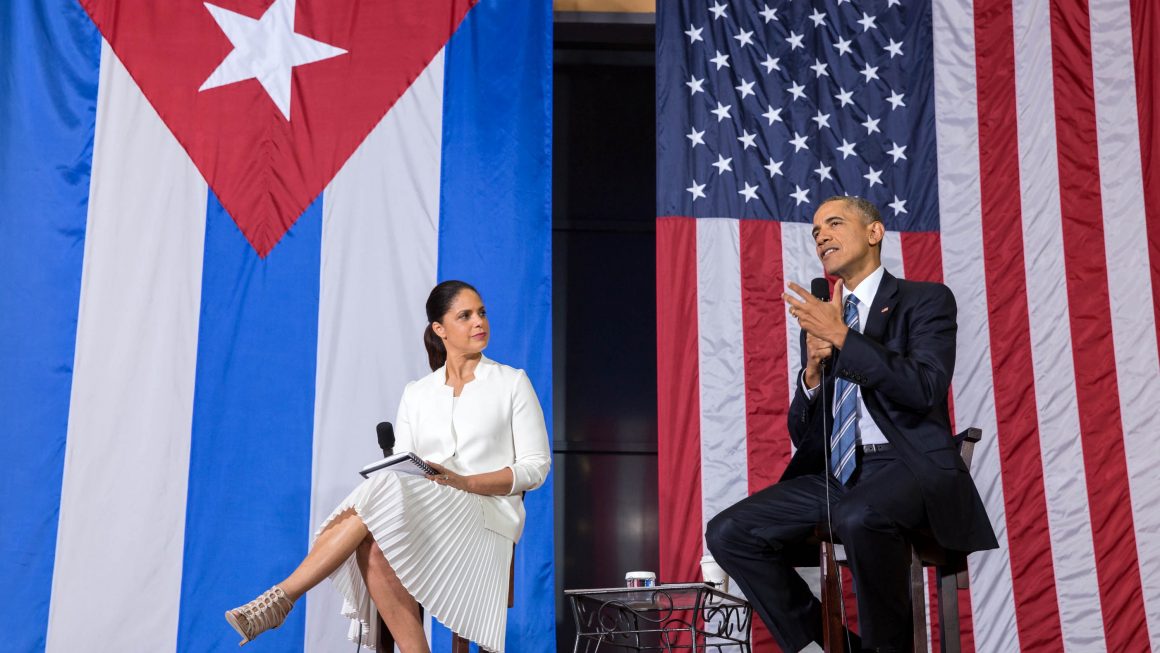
[{"xmin": 705, "ymin": 197, "xmax": 997, "ymax": 652}]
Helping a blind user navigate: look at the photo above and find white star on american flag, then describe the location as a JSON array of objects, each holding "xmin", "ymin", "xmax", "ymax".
[
  {"xmin": 738, "ymin": 182, "xmax": 759, "ymax": 202},
  {"xmin": 712, "ymin": 154, "xmax": 732, "ymax": 174},
  {"xmin": 765, "ymin": 157, "xmax": 784, "ymax": 177},
  {"xmin": 837, "ymin": 139, "xmax": 857, "ymax": 159}
]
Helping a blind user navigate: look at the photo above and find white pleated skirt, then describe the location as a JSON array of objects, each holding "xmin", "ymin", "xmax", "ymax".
[{"xmin": 317, "ymin": 472, "xmax": 513, "ymax": 652}]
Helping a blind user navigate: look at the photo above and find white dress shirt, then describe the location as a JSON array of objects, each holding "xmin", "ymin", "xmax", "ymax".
[
  {"xmin": 394, "ymin": 355, "xmax": 551, "ymax": 542},
  {"xmin": 803, "ymin": 265, "xmax": 889, "ymax": 446}
]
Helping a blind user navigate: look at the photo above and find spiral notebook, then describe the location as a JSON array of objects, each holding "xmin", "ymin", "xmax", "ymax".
[{"xmin": 358, "ymin": 451, "xmax": 438, "ymax": 478}]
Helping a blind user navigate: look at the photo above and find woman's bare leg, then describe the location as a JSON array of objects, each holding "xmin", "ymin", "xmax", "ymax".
[
  {"xmin": 277, "ymin": 509, "xmax": 368, "ymax": 601},
  {"xmin": 356, "ymin": 536, "xmax": 429, "ymax": 653}
]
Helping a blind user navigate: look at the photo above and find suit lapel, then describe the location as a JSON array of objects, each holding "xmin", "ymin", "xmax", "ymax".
[{"xmin": 862, "ymin": 270, "xmax": 899, "ymax": 343}]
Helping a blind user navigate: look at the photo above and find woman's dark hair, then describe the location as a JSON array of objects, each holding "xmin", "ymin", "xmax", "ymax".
[{"xmin": 423, "ymin": 280, "xmax": 480, "ymax": 371}]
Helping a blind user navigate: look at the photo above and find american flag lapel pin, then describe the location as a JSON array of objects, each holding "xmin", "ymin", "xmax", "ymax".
[{"xmin": 881, "ymin": 307, "xmax": 891, "ymax": 313}]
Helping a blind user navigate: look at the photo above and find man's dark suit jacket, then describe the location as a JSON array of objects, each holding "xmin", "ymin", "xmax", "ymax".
[{"xmin": 785, "ymin": 271, "xmax": 998, "ymax": 553}]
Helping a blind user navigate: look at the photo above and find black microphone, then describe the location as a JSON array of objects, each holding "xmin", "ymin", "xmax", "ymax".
[
  {"xmin": 810, "ymin": 278, "xmax": 833, "ymax": 369},
  {"xmin": 376, "ymin": 422, "xmax": 394, "ymax": 457},
  {"xmin": 810, "ymin": 277, "xmax": 831, "ymax": 302}
]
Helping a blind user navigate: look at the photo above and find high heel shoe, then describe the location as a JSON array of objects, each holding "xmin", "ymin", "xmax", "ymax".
[{"xmin": 224, "ymin": 586, "xmax": 295, "ymax": 646}]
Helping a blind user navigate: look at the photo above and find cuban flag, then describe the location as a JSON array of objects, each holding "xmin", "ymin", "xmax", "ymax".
[
  {"xmin": 658, "ymin": 0, "xmax": 1160, "ymax": 651},
  {"xmin": 0, "ymin": 1, "xmax": 553, "ymax": 651}
]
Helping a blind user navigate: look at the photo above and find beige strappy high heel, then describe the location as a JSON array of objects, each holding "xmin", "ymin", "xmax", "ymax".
[{"xmin": 224, "ymin": 586, "xmax": 295, "ymax": 646}]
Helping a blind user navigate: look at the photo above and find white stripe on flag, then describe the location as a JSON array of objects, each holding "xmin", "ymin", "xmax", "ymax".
[
  {"xmin": 930, "ymin": 1, "xmax": 1020, "ymax": 650},
  {"xmin": 1012, "ymin": 0, "xmax": 1107, "ymax": 648},
  {"xmin": 305, "ymin": 51, "xmax": 446, "ymax": 651},
  {"xmin": 1090, "ymin": 0, "xmax": 1160, "ymax": 642},
  {"xmin": 45, "ymin": 42, "xmax": 207, "ymax": 651},
  {"xmin": 880, "ymin": 231, "xmax": 904, "ymax": 281},
  {"xmin": 782, "ymin": 222, "xmax": 821, "ymax": 406},
  {"xmin": 696, "ymin": 218, "xmax": 747, "ymax": 548}
]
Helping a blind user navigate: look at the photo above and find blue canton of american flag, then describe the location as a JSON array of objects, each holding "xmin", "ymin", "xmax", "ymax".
[{"xmin": 658, "ymin": 0, "xmax": 938, "ymax": 230}]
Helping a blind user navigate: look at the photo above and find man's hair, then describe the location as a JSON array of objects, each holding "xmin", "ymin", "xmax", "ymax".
[{"xmin": 818, "ymin": 195, "xmax": 882, "ymax": 226}]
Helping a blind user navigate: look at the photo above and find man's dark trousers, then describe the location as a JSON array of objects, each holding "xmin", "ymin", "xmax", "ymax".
[{"xmin": 706, "ymin": 450, "xmax": 925, "ymax": 652}]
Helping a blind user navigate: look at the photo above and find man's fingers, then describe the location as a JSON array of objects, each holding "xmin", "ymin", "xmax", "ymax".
[
  {"xmin": 783, "ymin": 292, "xmax": 807, "ymax": 311},
  {"xmin": 786, "ymin": 281, "xmax": 815, "ymax": 303},
  {"xmin": 832, "ymin": 279, "xmax": 844, "ymax": 303}
]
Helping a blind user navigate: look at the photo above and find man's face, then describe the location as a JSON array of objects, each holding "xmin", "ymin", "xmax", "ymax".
[{"xmin": 811, "ymin": 200, "xmax": 879, "ymax": 278}]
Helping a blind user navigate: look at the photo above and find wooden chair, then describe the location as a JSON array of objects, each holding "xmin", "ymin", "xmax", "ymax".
[{"xmin": 818, "ymin": 427, "xmax": 982, "ymax": 653}]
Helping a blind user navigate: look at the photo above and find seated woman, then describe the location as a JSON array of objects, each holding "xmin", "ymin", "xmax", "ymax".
[{"xmin": 224, "ymin": 280, "xmax": 551, "ymax": 653}]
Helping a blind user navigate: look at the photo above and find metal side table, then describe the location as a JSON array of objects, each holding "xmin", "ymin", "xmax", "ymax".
[{"xmin": 565, "ymin": 583, "xmax": 752, "ymax": 653}]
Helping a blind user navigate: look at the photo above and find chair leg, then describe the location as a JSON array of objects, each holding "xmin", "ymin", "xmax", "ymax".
[
  {"xmin": 910, "ymin": 551, "xmax": 928, "ymax": 653},
  {"xmin": 820, "ymin": 541, "xmax": 846, "ymax": 653},
  {"xmin": 937, "ymin": 567, "xmax": 961, "ymax": 653},
  {"xmin": 451, "ymin": 632, "xmax": 471, "ymax": 653}
]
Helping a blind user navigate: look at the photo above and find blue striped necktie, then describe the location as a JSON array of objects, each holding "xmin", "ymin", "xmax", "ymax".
[{"xmin": 831, "ymin": 295, "xmax": 860, "ymax": 485}]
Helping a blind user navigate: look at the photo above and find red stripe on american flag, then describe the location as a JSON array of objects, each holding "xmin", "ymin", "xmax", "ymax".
[
  {"xmin": 973, "ymin": 0, "xmax": 1065, "ymax": 649},
  {"xmin": 656, "ymin": 217, "xmax": 704, "ymax": 586},
  {"xmin": 739, "ymin": 219, "xmax": 789, "ymax": 653},
  {"xmin": 898, "ymin": 232, "xmax": 942, "ymax": 287},
  {"xmin": 740, "ymin": 220, "xmax": 792, "ymax": 491},
  {"xmin": 1048, "ymin": 1, "xmax": 1150, "ymax": 648},
  {"xmin": 1131, "ymin": 0, "xmax": 1160, "ymax": 365},
  {"xmin": 901, "ymin": 232, "xmax": 978, "ymax": 653}
]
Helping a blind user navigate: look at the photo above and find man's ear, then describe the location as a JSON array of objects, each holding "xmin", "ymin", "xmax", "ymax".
[{"xmin": 868, "ymin": 220, "xmax": 885, "ymax": 246}]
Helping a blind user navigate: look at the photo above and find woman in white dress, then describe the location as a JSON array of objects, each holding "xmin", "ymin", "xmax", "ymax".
[{"xmin": 224, "ymin": 280, "xmax": 551, "ymax": 652}]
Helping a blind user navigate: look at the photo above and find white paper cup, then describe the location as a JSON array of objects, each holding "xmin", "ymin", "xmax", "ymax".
[{"xmin": 700, "ymin": 555, "xmax": 729, "ymax": 592}]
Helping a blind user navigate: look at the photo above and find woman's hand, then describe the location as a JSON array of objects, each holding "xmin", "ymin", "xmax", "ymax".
[
  {"xmin": 426, "ymin": 461, "xmax": 471, "ymax": 493},
  {"xmin": 425, "ymin": 461, "xmax": 516, "ymax": 496}
]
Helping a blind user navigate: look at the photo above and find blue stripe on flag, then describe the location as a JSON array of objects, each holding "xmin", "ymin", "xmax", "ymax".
[
  {"xmin": 0, "ymin": 2, "xmax": 100, "ymax": 650},
  {"xmin": 176, "ymin": 195, "xmax": 322, "ymax": 651},
  {"xmin": 437, "ymin": 0, "xmax": 554, "ymax": 650}
]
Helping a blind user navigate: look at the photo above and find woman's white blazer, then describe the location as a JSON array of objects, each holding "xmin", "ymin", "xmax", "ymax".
[{"xmin": 393, "ymin": 355, "xmax": 550, "ymax": 542}]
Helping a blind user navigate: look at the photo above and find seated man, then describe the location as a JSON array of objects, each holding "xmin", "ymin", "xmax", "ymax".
[{"xmin": 706, "ymin": 196, "xmax": 997, "ymax": 652}]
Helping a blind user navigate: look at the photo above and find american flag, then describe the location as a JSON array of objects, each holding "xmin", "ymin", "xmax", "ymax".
[{"xmin": 656, "ymin": 0, "xmax": 1160, "ymax": 651}]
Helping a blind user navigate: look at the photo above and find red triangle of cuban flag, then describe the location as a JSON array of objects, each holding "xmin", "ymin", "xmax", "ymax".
[{"xmin": 80, "ymin": 0, "xmax": 477, "ymax": 256}]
